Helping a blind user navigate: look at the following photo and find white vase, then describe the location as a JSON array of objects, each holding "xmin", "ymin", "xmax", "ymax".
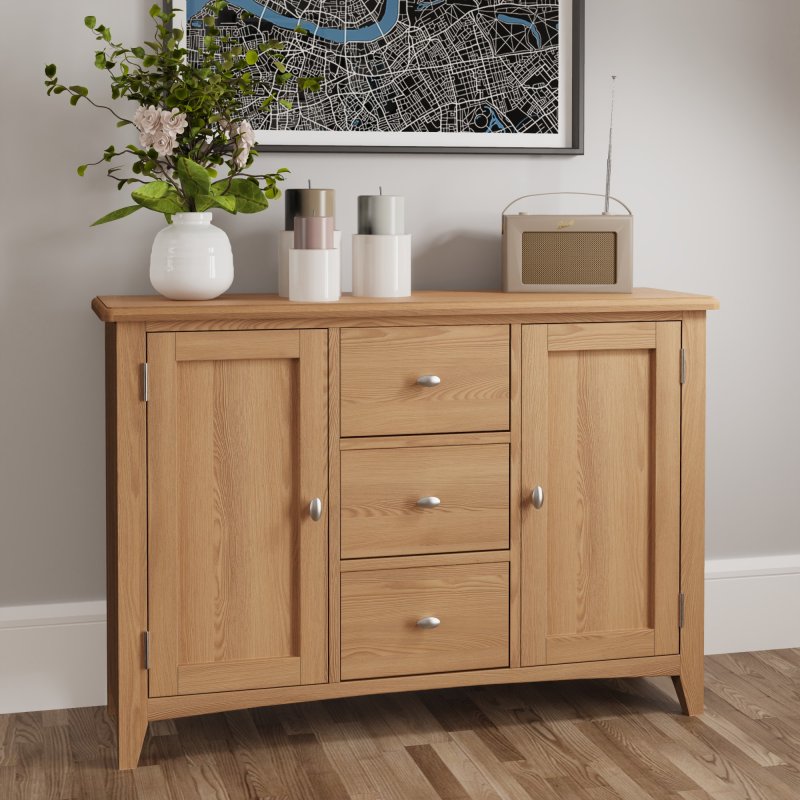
[{"xmin": 150, "ymin": 212, "xmax": 234, "ymax": 300}]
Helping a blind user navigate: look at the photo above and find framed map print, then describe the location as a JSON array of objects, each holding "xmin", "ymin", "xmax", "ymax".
[{"xmin": 175, "ymin": 1, "xmax": 584, "ymax": 154}]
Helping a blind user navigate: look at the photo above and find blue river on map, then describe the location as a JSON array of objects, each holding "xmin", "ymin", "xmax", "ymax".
[
  {"xmin": 188, "ymin": 2, "xmax": 543, "ymax": 48},
  {"xmin": 497, "ymin": 14, "xmax": 543, "ymax": 48},
  {"xmin": 187, "ymin": 0, "xmax": 400, "ymax": 43}
]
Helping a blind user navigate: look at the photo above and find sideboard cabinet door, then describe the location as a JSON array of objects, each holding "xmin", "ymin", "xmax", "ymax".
[
  {"xmin": 521, "ymin": 322, "xmax": 681, "ymax": 666},
  {"xmin": 146, "ymin": 330, "xmax": 328, "ymax": 697}
]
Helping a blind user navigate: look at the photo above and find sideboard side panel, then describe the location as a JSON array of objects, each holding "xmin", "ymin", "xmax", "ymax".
[
  {"xmin": 674, "ymin": 311, "xmax": 707, "ymax": 715},
  {"xmin": 106, "ymin": 322, "xmax": 149, "ymax": 769}
]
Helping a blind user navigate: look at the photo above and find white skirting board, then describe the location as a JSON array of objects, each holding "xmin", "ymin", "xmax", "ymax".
[
  {"xmin": 0, "ymin": 601, "xmax": 107, "ymax": 714},
  {"xmin": 704, "ymin": 554, "xmax": 800, "ymax": 655},
  {"xmin": 1, "ymin": 555, "xmax": 799, "ymax": 714}
]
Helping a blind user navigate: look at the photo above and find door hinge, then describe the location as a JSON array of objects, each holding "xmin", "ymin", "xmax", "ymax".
[
  {"xmin": 143, "ymin": 631, "xmax": 151, "ymax": 670},
  {"xmin": 678, "ymin": 593, "xmax": 686, "ymax": 629},
  {"xmin": 680, "ymin": 349, "xmax": 687, "ymax": 385},
  {"xmin": 142, "ymin": 362, "xmax": 149, "ymax": 402}
]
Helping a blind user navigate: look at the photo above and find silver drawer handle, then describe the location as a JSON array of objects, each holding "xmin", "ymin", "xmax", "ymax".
[
  {"xmin": 416, "ymin": 375, "xmax": 441, "ymax": 387},
  {"xmin": 416, "ymin": 496, "xmax": 441, "ymax": 509},
  {"xmin": 309, "ymin": 497, "xmax": 323, "ymax": 522},
  {"xmin": 531, "ymin": 486, "xmax": 544, "ymax": 509},
  {"xmin": 416, "ymin": 616, "xmax": 441, "ymax": 629}
]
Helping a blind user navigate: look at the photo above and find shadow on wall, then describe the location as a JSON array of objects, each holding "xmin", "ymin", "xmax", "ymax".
[
  {"xmin": 412, "ymin": 230, "xmax": 502, "ymax": 291},
  {"xmin": 225, "ymin": 224, "xmax": 281, "ymax": 293}
]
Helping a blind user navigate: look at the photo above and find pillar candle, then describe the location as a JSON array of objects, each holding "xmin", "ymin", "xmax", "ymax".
[
  {"xmin": 358, "ymin": 194, "xmax": 405, "ymax": 235},
  {"xmin": 285, "ymin": 189, "xmax": 336, "ymax": 231},
  {"xmin": 294, "ymin": 216, "xmax": 335, "ymax": 250}
]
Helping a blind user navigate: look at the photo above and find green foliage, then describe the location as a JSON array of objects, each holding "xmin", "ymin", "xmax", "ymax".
[
  {"xmin": 44, "ymin": 2, "xmax": 321, "ymax": 224},
  {"xmin": 91, "ymin": 205, "xmax": 141, "ymax": 226},
  {"xmin": 225, "ymin": 179, "xmax": 269, "ymax": 213},
  {"xmin": 176, "ymin": 157, "xmax": 211, "ymax": 199}
]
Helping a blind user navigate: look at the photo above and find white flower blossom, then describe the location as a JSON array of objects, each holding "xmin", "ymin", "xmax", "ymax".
[
  {"xmin": 133, "ymin": 105, "xmax": 162, "ymax": 135},
  {"xmin": 132, "ymin": 105, "xmax": 186, "ymax": 154},
  {"xmin": 230, "ymin": 119, "xmax": 256, "ymax": 169},
  {"xmin": 138, "ymin": 130, "xmax": 155, "ymax": 149},
  {"xmin": 152, "ymin": 131, "xmax": 178, "ymax": 157},
  {"xmin": 160, "ymin": 108, "xmax": 188, "ymax": 137},
  {"xmin": 233, "ymin": 119, "xmax": 256, "ymax": 148}
]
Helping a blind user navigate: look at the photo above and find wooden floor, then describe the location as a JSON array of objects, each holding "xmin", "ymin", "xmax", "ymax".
[{"xmin": 4, "ymin": 651, "xmax": 800, "ymax": 799}]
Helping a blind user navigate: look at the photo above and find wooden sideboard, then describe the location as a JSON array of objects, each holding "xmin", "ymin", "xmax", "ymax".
[{"xmin": 92, "ymin": 289, "xmax": 718, "ymax": 769}]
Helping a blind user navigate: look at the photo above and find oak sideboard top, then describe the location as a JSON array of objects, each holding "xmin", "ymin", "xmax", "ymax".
[{"xmin": 92, "ymin": 288, "xmax": 719, "ymax": 324}]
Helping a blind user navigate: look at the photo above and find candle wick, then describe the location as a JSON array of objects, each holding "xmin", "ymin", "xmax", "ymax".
[
  {"xmin": 379, "ymin": 186, "xmax": 383, "ymax": 195},
  {"xmin": 308, "ymin": 179, "xmax": 311, "ymax": 189}
]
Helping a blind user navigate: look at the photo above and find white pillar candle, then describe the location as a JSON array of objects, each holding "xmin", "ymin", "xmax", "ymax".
[
  {"xmin": 289, "ymin": 249, "xmax": 341, "ymax": 303},
  {"xmin": 279, "ymin": 230, "xmax": 341, "ymax": 298},
  {"xmin": 358, "ymin": 194, "xmax": 405, "ymax": 236},
  {"xmin": 352, "ymin": 234, "xmax": 412, "ymax": 298}
]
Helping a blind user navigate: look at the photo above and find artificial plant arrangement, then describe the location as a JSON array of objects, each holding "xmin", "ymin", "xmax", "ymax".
[{"xmin": 43, "ymin": 2, "xmax": 320, "ymax": 226}]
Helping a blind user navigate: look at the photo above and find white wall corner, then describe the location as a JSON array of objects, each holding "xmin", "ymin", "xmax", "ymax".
[
  {"xmin": 2, "ymin": 557, "xmax": 800, "ymax": 714},
  {"xmin": 705, "ymin": 554, "xmax": 800, "ymax": 655}
]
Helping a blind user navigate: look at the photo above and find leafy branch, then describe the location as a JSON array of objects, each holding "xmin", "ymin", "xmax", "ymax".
[{"xmin": 44, "ymin": 2, "xmax": 320, "ymax": 225}]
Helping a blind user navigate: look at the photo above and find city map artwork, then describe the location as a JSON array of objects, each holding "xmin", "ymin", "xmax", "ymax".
[{"xmin": 178, "ymin": 1, "xmax": 583, "ymax": 153}]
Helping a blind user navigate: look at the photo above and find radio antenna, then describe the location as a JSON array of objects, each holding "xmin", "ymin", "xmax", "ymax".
[{"xmin": 603, "ymin": 75, "xmax": 617, "ymax": 215}]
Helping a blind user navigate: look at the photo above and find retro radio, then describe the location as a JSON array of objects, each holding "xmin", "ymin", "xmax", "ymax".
[
  {"xmin": 501, "ymin": 192, "xmax": 633, "ymax": 293},
  {"xmin": 502, "ymin": 75, "xmax": 633, "ymax": 293}
]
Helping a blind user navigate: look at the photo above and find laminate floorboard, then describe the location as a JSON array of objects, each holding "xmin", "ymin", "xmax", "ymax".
[{"xmin": 4, "ymin": 650, "xmax": 800, "ymax": 799}]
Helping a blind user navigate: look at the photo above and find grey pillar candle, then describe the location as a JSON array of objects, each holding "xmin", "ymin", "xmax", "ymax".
[
  {"xmin": 285, "ymin": 189, "xmax": 336, "ymax": 231},
  {"xmin": 294, "ymin": 216, "xmax": 335, "ymax": 250},
  {"xmin": 358, "ymin": 194, "xmax": 405, "ymax": 235}
]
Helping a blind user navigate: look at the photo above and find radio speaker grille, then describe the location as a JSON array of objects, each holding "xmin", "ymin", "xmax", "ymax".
[{"xmin": 521, "ymin": 231, "xmax": 617, "ymax": 285}]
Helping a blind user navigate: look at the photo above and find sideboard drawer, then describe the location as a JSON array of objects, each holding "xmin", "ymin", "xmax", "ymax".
[
  {"xmin": 340, "ymin": 326, "xmax": 510, "ymax": 437},
  {"xmin": 341, "ymin": 443, "xmax": 509, "ymax": 559},
  {"xmin": 340, "ymin": 562, "xmax": 509, "ymax": 680}
]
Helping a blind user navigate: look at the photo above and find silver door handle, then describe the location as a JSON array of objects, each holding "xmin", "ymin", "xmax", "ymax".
[
  {"xmin": 309, "ymin": 497, "xmax": 323, "ymax": 522},
  {"xmin": 416, "ymin": 616, "xmax": 441, "ymax": 629},
  {"xmin": 531, "ymin": 486, "xmax": 544, "ymax": 509},
  {"xmin": 416, "ymin": 496, "xmax": 441, "ymax": 509},
  {"xmin": 416, "ymin": 375, "xmax": 441, "ymax": 387}
]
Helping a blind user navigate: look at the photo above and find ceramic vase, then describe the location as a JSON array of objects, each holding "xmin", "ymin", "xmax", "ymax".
[{"xmin": 150, "ymin": 212, "xmax": 234, "ymax": 300}]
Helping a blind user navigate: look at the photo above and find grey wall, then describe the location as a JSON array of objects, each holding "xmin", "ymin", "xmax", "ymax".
[{"xmin": 1, "ymin": 1, "xmax": 799, "ymax": 606}]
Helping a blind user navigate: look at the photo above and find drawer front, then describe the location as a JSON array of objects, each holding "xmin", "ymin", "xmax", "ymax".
[
  {"xmin": 341, "ymin": 562, "xmax": 509, "ymax": 680},
  {"xmin": 340, "ymin": 326, "xmax": 510, "ymax": 437},
  {"xmin": 341, "ymin": 444, "xmax": 509, "ymax": 559}
]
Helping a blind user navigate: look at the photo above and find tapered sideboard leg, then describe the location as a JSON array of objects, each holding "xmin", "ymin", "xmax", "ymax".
[
  {"xmin": 117, "ymin": 713, "xmax": 148, "ymax": 770},
  {"xmin": 673, "ymin": 672, "xmax": 704, "ymax": 716}
]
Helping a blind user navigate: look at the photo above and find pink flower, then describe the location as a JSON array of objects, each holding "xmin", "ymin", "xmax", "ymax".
[
  {"xmin": 138, "ymin": 130, "xmax": 155, "ymax": 149},
  {"xmin": 230, "ymin": 119, "xmax": 256, "ymax": 168},
  {"xmin": 133, "ymin": 104, "xmax": 162, "ymax": 135},
  {"xmin": 160, "ymin": 108, "xmax": 188, "ymax": 137},
  {"xmin": 233, "ymin": 119, "xmax": 256, "ymax": 148},
  {"xmin": 152, "ymin": 131, "xmax": 177, "ymax": 157}
]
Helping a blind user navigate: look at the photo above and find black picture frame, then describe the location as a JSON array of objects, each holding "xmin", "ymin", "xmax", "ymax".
[{"xmin": 173, "ymin": 1, "xmax": 585, "ymax": 156}]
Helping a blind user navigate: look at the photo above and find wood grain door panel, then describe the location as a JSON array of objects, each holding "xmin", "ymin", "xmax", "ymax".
[
  {"xmin": 147, "ymin": 330, "xmax": 327, "ymax": 697},
  {"xmin": 341, "ymin": 443, "xmax": 509, "ymax": 558},
  {"xmin": 521, "ymin": 321, "xmax": 681, "ymax": 666},
  {"xmin": 340, "ymin": 325, "xmax": 510, "ymax": 436}
]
